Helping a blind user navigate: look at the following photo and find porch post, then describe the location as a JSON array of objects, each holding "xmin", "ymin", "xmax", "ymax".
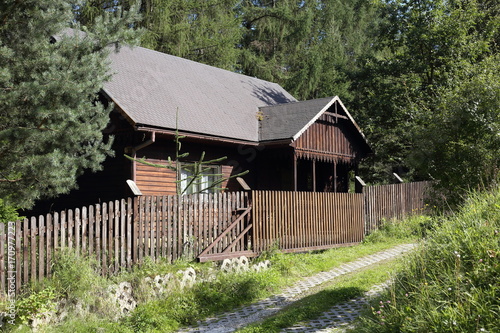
[
  {"xmin": 312, "ymin": 159, "xmax": 316, "ymax": 192},
  {"xmin": 293, "ymin": 152, "xmax": 298, "ymax": 191}
]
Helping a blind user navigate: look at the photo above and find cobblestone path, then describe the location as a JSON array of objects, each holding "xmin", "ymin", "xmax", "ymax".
[{"xmin": 177, "ymin": 243, "xmax": 415, "ymax": 333}]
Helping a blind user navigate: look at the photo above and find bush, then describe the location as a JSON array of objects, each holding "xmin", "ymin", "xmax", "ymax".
[
  {"xmin": 0, "ymin": 198, "xmax": 20, "ymax": 223},
  {"xmin": 15, "ymin": 287, "xmax": 58, "ymax": 326},
  {"xmin": 46, "ymin": 249, "xmax": 108, "ymax": 305},
  {"xmin": 354, "ymin": 187, "xmax": 500, "ymax": 332}
]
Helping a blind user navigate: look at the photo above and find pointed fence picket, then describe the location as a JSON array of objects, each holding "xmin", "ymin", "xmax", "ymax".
[{"xmin": 0, "ymin": 182, "xmax": 430, "ymax": 294}]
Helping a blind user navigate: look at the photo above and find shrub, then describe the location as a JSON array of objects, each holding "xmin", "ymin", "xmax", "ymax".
[
  {"xmin": 15, "ymin": 287, "xmax": 58, "ymax": 326},
  {"xmin": 46, "ymin": 249, "xmax": 108, "ymax": 305},
  {"xmin": 0, "ymin": 198, "xmax": 20, "ymax": 223}
]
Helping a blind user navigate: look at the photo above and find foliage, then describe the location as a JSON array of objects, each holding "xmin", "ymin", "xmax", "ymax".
[
  {"xmin": 0, "ymin": 198, "xmax": 20, "ymax": 223},
  {"xmin": 125, "ymin": 271, "xmax": 270, "ymax": 332},
  {"xmin": 139, "ymin": 0, "xmax": 243, "ymax": 71},
  {"xmin": 239, "ymin": 0, "xmax": 382, "ymax": 101},
  {"xmin": 14, "ymin": 287, "xmax": 58, "ymax": 326},
  {"xmin": 79, "ymin": 0, "xmax": 243, "ymax": 71},
  {"xmin": 408, "ymin": 57, "xmax": 500, "ymax": 206},
  {"xmin": 363, "ymin": 214, "xmax": 435, "ymax": 244},
  {"xmin": 43, "ymin": 249, "xmax": 109, "ymax": 305},
  {"xmin": 351, "ymin": 0, "xmax": 500, "ymax": 189},
  {"xmin": 0, "ymin": 0, "xmax": 141, "ymax": 208},
  {"xmin": 353, "ymin": 187, "xmax": 500, "ymax": 332},
  {"xmin": 47, "ymin": 315, "xmax": 134, "ymax": 333}
]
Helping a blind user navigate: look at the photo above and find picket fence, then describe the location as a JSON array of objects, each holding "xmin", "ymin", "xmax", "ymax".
[{"xmin": 0, "ymin": 181, "xmax": 429, "ymax": 294}]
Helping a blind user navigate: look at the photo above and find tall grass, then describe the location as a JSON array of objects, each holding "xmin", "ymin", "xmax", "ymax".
[
  {"xmin": 354, "ymin": 188, "xmax": 500, "ymax": 332},
  {"xmin": 1, "ymin": 212, "xmax": 424, "ymax": 332}
]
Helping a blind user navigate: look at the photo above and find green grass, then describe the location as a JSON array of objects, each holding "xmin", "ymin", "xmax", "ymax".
[
  {"xmin": 2, "ymin": 213, "xmax": 425, "ymax": 332},
  {"xmin": 237, "ymin": 260, "xmax": 403, "ymax": 333},
  {"xmin": 351, "ymin": 187, "xmax": 500, "ymax": 332}
]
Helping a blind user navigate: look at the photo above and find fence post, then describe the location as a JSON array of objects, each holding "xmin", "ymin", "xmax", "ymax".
[
  {"xmin": 355, "ymin": 176, "xmax": 366, "ymax": 194},
  {"xmin": 355, "ymin": 176, "xmax": 369, "ymax": 235}
]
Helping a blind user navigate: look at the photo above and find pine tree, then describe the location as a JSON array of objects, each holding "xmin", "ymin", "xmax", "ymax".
[
  {"xmin": 139, "ymin": 0, "xmax": 243, "ymax": 70},
  {"xmin": 239, "ymin": 0, "xmax": 382, "ymax": 100},
  {"xmin": 0, "ymin": 0, "xmax": 141, "ymax": 208}
]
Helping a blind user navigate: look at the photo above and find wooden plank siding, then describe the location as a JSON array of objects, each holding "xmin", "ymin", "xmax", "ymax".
[
  {"xmin": 135, "ymin": 159, "xmax": 234, "ymax": 196},
  {"xmin": 135, "ymin": 159, "xmax": 178, "ymax": 196},
  {"xmin": 252, "ymin": 191, "xmax": 365, "ymax": 253},
  {"xmin": 294, "ymin": 114, "xmax": 360, "ymax": 163}
]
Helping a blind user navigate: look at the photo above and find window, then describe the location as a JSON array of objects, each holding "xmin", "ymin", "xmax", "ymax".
[{"xmin": 179, "ymin": 163, "xmax": 222, "ymax": 195}]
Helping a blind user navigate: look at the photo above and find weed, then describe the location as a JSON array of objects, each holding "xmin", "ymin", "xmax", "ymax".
[
  {"xmin": 363, "ymin": 214, "xmax": 434, "ymax": 244},
  {"xmin": 43, "ymin": 249, "xmax": 108, "ymax": 305},
  {"xmin": 353, "ymin": 187, "xmax": 500, "ymax": 332},
  {"xmin": 15, "ymin": 287, "xmax": 58, "ymax": 326}
]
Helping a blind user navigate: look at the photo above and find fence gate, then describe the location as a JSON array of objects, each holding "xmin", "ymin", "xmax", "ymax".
[{"xmin": 197, "ymin": 204, "xmax": 256, "ymax": 262}]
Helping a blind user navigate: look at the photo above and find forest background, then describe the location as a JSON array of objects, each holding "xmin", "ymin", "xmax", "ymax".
[{"xmin": 1, "ymin": 0, "xmax": 499, "ymax": 210}]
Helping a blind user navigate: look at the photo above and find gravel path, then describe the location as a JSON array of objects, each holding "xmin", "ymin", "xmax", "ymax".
[{"xmin": 177, "ymin": 243, "xmax": 415, "ymax": 333}]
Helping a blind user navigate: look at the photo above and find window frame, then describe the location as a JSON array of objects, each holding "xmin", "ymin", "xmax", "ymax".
[{"xmin": 178, "ymin": 162, "xmax": 223, "ymax": 195}]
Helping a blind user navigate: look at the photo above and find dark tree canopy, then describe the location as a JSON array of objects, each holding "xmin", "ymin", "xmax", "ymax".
[
  {"xmin": 3, "ymin": 0, "xmax": 499, "ymax": 208},
  {"xmin": 0, "ymin": 0, "xmax": 140, "ymax": 208}
]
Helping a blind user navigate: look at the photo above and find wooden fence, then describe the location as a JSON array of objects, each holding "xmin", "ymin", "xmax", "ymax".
[
  {"xmin": 0, "ymin": 182, "xmax": 430, "ymax": 294},
  {"xmin": 363, "ymin": 181, "xmax": 430, "ymax": 234},
  {"xmin": 252, "ymin": 191, "xmax": 364, "ymax": 253},
  {"xmin": 0, "ymin": 192, "xmax": 249, "ymax": 293}
]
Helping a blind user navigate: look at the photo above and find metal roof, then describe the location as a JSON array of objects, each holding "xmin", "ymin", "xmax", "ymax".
[{"xmin": 103, "ymin": 46, "xmax": 297, "ymax": 142}]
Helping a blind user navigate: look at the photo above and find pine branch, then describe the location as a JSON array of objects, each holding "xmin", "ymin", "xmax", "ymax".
[
  {"xmin": 124, "ymin": 154, "xmax": 177, "ymax": 171},
  {"xmin": 0, "ymin": 171, "xmax": 22, "ymax": 183}
]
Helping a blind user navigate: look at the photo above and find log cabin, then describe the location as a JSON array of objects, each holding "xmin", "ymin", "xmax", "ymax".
[{"xmin": 31, "ymin": 45, "xmax": 371, "ymax": 213}]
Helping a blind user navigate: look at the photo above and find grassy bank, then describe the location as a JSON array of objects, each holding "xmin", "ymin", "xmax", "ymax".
[
  {"xmin": 352, "ymin": 188, "xmax": 500, "ymax": 332},
  {"xmin": 1, "ymin": 214, "xmax": 426, "ymax": 332}
]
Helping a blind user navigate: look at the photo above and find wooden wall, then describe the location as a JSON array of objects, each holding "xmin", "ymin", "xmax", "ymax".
[
  {"xmin": 294, "ymin": 114, "xmax": 363, "ymax": 163},
  {"xmin": 135, "ymin": 158, "xmax": 234, "ymax": 196},
  {"xmin": 135, "ymin": 159, "xmax": 177, "ymax": 196}
]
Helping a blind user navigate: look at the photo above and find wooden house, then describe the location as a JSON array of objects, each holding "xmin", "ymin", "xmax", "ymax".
[{"xmin": 32, "ymin": 45, "xmax": 371, "ymax": 212}]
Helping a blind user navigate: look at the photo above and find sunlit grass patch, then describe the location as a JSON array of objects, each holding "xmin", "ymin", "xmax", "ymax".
[
  {"xmin": 352, "ymin": 188, "xmax": 500, "ymax": 332},
  {"xmin": 237, "ymin": 260, "xmax": 403, "ymax": 333}
]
